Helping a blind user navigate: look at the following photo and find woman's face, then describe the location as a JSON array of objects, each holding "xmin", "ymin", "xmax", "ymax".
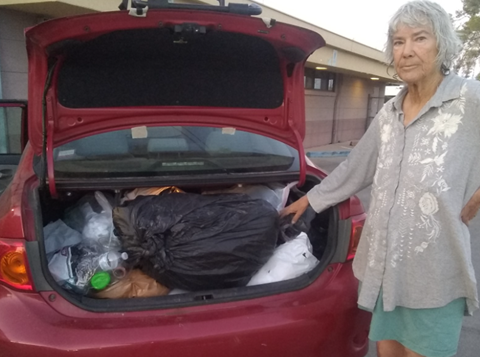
[{"xmin": 392, "ymin": 24, "xmax": 440, "ymax": 85}]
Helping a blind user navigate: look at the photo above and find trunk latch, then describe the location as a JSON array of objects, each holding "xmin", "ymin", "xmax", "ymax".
[{"xmin": 173, "ymin": 23, "xmax": 207, "ymax": 44}]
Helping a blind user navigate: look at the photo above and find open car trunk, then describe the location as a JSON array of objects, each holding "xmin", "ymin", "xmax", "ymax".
[
  {"xmin": 30, "ymin": 175, "xmax": 337, "ymax": 312},
  {"xmin": 21, "ymin": 8, "xmax": 332, "ymax": 312}
]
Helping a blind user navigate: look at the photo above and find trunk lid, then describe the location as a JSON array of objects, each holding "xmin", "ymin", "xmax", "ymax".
[{"xmin": 25, "ymin": 8, "xmax": 325, "ymax": 194}]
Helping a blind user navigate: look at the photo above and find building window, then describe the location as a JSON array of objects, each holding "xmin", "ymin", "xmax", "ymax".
[
  {"xmin": 304, "ymin": 68, "xmax": 336, "ymax": 92},
  {"xmin": 0, "ymin": 107, "xmax": 23, "ymax": 155}
]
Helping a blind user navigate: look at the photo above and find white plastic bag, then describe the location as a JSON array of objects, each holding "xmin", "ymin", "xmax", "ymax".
[{"xmin": 247, "ymin": 232, "xmax": 319, "ymax": 286}]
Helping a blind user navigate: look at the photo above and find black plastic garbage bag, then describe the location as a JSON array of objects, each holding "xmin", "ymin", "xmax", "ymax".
[{"xmin": 113, "ymin": 193, "xmax": 279, "ymax": 290}]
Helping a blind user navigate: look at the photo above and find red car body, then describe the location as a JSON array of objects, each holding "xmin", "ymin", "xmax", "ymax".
[{"xmin": 0, "ymin": 3, "xmax": 370, "ymax": 356}]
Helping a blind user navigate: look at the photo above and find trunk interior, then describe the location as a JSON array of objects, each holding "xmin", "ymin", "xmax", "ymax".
[{"xmin": 32, "ymin": 176, "xmax": 337, "ymax": 312}]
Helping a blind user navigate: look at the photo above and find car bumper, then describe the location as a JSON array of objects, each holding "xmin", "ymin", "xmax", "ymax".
[{"xmin": 0, "ymin": 262, "xmax": 370, "ymax": 357}]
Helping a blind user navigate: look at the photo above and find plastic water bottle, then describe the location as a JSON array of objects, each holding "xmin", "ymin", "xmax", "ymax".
[
  {"xmin": 98, "ymin": 251, "xmax": 128, "ymax": 271},
  {"xmin": 90, "ymin": 252, "xmax": 128, "ymax": 290}
]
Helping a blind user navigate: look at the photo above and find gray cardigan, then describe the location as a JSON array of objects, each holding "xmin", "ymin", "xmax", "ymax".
[{"xmin": 307, "ymin": 74, "xmax": 480, "ymax": 315}]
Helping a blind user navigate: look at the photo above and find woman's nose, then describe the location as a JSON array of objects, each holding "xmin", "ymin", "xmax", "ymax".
[{"xmin": 402, "ymin": 40, "xmax": 415, "ymax": 57}]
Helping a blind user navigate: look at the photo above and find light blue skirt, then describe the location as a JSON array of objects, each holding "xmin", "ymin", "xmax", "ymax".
[{"xmin": 367, "ymin": 289, "xmax": 465, "ymax": 357}]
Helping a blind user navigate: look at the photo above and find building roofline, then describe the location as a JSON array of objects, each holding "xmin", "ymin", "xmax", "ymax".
[
  {"xmin": 250, "ymin": 0, "xmax": 386, "ymax": 59},
  {"xmin": 0, "ymin": 0, "xmax": 396, "ymax": 81}
]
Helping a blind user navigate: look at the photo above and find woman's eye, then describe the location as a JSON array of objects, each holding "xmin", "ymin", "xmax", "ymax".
[
  {"xmin": 393, "ymin": 41, "xmax": 403, "ymax": 46},
  {"xmin": 416, "ymin": 37, "xmax": 427, "ymax": 42}
]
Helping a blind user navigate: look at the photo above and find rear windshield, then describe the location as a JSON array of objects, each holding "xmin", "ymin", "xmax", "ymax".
[
  {"xmin": 57, "ymin": 29, "xmax": 284, "ymax": 109},
  {"xmin": 53, "ymin": 126, "xmax": 299, "ymax": 178}
]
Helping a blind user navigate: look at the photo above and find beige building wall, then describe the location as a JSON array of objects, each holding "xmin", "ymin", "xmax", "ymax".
[
  {"xmin": 0, "ymin": 9, "xmax": 36, "ymax": 99},
  {"xmin": 304, "ymin": 91, "xmax": 335, "ymax": 148},
  {"xmin": 334, "ymin": 76, "xmax": 385, "ymax": 143},
  {"xmin": 303, "ymin": 74, "xmax": 385, "ymax": 149}
]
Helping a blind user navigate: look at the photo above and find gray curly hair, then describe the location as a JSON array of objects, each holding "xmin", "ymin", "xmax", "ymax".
[{"xmin": 385, "ymin": 0, "xmax": 462, "ymax": 73}]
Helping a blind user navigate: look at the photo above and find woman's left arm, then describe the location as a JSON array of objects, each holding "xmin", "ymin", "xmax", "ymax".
[
  {"xmin": 462, "ymin": 188, "xmax": 480, "ymax": 226},
  {"xmin": 462, "ymin": 87, "xmax": 480, "ymax": 226},
  {"xmin": 463, "ymin": 87, "xmax": 480, "ymax": 226}
]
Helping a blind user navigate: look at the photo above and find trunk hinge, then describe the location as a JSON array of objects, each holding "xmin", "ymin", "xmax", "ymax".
[
  {"xmin": 119, "ymin": 0, "xmax": 149, "ymax": 17},
  {"xmin": 46, "ymin": 96, "xmax": 57, "ymax": 198},
  {"xmin": 41, "ymin": 61, "xmax": 58, "ymax": 198},
  {"xmin": 129, "ymin": 6, "xmax": 148, "ymax": 17},
  {"xmin": 286, "ymin": 98, "xmax": 306, "ymax": 187},
  {"xmin": 288, "ymin": 120, "xmax": 306, "ymax": 187}
]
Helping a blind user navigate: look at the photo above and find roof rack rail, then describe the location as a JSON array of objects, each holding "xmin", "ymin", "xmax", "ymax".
[{"xmin": 119, "ymin": 0, "xmax": 262, "ymax": 16}]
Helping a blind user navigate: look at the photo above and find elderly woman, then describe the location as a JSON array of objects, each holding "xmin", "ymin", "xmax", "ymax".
[{"xmin": 281, "ymin": 1, "xmax": 480, "ymax": 356}]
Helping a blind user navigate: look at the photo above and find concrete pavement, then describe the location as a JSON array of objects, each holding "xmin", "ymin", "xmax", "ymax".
[{"xmin": 307, "ymin": 142, "xmax": 480, "ymax": 357}]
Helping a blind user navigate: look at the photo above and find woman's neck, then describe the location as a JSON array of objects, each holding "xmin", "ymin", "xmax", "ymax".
[{"xmin": 406, "ymin": 72, "xmax": 444, "ymax": 105}]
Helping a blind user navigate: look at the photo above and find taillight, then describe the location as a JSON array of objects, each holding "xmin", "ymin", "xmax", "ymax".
[
  {"xmin": 347, "ymin": 215, "xmax": 366, "ymax": 260},
  {"xmin": 0, "ymin": 239, "xmax": 33, "ymax": 291}
]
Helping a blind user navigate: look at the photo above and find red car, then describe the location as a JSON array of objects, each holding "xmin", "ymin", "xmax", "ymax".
[{"xmin": 0, "ymin": 2, "xmax": 370, "ymax": 356}]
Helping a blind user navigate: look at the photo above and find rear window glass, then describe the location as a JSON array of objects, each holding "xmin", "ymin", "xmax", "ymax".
[
  {"xmin": 53, "ymin": 126, "xmax": 299, "ymax": 178},
  {"xmin": 57, "ymin": 29, "xmax": 284, "ymax": 109}
]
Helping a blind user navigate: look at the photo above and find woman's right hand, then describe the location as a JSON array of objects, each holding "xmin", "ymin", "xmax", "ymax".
[
  {"xmin": 461, "ymin": 188, "xmax": 480, "ymax": 226},
  {"xmin": 280, "ymin": 195, "xmax": 310, "ymax": 224}
]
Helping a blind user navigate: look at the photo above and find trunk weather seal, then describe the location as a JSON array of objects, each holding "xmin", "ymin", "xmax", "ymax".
[
  {"xmin": 53, "ymin": 172, "xmax": 302, "ymax": 190},
  {"xmin": 46, "ymin": 111, "xmax": 57, "ymax": 198},
  {"xmin": 41, "ymin": 60, "xmax": 58, "ymax": 197}
]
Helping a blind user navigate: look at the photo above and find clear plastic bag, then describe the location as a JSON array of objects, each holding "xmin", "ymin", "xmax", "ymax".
[
  {"xmin": 82, "ymin": 191, "xmax": 120, "ymax": 249},
  {"xmin": 63, "ymin": 191, "xmax": 117, "ymax": 247},
  {"xmin": 48, "ymin": 243, "xmax": 129, "ymax": 294},
  {"xmin": 48, "ymin": 244, "xmax": 100, "ymax": 293},
  {"xmin": 48, "ymin": 191, "xmax": 129, "ymax": 295},
  {"xmin": 63, "ymin": 200, "xmax": 96, "ymax": 233}
]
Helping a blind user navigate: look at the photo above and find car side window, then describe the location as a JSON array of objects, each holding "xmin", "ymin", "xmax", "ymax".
[{"xmin": 0, "ymin": 102, "xmax": 27, "ymax": 195}]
